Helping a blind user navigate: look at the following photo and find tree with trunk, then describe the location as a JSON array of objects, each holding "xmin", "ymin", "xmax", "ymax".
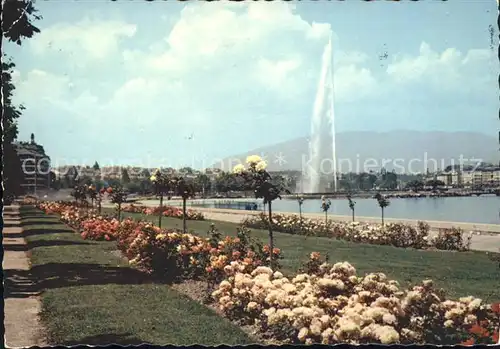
[
  {"xmin": 297, "ymin": 194, "xmax": 304, "ymax": 222},
  {"xmin": 233, "ymin": 155, "xmax": 290, "ymax": 269},
  {"xmin": 347, "ymin": 193, "xmax": 356, "ymax": 222},
  {"xmin": 70, "ymin": 185, "xmax": 87, "ymax": 206},
  {"xmin": 321, "ymin": 195, "xmax": 331, "ymax": 227},
  {"xmin": 296, "ymin": 194, "xmax": 305, "ymax": 237},
  {"xmin": 170, "ymin": 176, "xmax": 196, "ymax": 234},
  {"xmin": 121, "ymin": 168, "xmax": 131, "ymax": 185},
  {"xmin": 150, "ymin": 168, "xmax": 171, "ymax": 228},
  {"xmin": 195, "ymin": 173, "xmax": 211, "ymax": 197},
  {"xmin": 3, "ymin": 0, "xmax": 42, "ymax": 201},
  {"xmin": 109, "ymin": 186, "xmax": 127, "ymax": 222},
  {"xmin": 374, "ymin": 192, "xmax": 390, "ymax": 226},
  {"xmin": 87, "ymin": 184, "xmax": 97, "ymax": 208}
]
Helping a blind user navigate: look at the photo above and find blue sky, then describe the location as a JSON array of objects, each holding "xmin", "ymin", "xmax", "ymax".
[{"xmin": 5, "ymin": 0, "xmax": 498, "ymax": 169}]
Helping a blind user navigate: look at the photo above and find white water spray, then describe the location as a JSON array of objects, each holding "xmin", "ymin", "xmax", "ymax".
[{"xmin": 305, "ymin": 32, "xmax": 337, "ymax": 193}]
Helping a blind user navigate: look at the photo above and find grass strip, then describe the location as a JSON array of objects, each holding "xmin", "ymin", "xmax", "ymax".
[{"xmin": 12, "ymin": 206, "xmax": 254, "ymax": 346}]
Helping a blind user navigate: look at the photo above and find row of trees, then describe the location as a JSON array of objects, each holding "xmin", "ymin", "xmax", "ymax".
[
  {"xmin": 3, "ymin": 0, "xmax": 42, "ymax": 203},
  {"xmin": 56, "ymin": 165, "xmax": 291, "ymax": 198},
  {"xmin": 337, "ymin": 169, "xmax": 399, "ymax": 191},
  {"xmin": 296, "ymin": 191, "xmax": 391, "ymax": 226}
]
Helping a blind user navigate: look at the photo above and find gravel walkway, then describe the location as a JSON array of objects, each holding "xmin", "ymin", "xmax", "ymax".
[{"xmin": 3, "ymin": 205, "xmax": 46, "ymax": 348}]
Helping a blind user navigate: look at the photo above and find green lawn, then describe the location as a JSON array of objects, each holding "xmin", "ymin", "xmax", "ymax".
[
  {"xmin": 108, "ymin": 208, "xmax": 500, "ymax": 301},
  {"xmin": 15, "ymin": 206, "xmax": 254, "ymax": 346}
]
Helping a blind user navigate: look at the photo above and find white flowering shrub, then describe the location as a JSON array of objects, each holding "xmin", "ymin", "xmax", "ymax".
[
  {"xmin": 211, "ymin": 254, "xmax": 498, "ymax": 345},
  {"xmin": 243, "ymin": 213, "xmax": 470, "ymax": 251}
]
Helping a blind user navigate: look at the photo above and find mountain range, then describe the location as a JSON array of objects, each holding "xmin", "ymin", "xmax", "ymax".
[{"xmin": 213, "ymin": 131, "xmax": 498, "ymax": 174}]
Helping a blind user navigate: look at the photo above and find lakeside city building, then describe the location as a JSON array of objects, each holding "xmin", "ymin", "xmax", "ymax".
[
  {"xmin": 433, "ymin": 167, "xmax": 500, "ymax": 188},
  {"xmin": 14, "ymin": 133, "xmax": 51, "ymax": 194}
]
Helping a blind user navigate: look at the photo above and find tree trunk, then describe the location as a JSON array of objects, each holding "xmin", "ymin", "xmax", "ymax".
[
  {"xmin": 268, "ymin": 201, "xmax": 274, "ymax": 269},
  {"xmin": 159, "ymin": 194, "xmax": 163, "ymax": 228},
  {"xmin": 118, "ymin": 203, "xmax": 122, "ymax": 222},
  {"xmin": 98, "ymin": 198, "xmax": 102, "ymax": 214},
  {"xmin": 182, "ymin": 197, "xmax": 187, "ymax": 234},
  {"xmin": 381, "ymin": 207, "xmax": 384, "ymax": 226},
  {"xmin": 299, "ymin": 204, "xmax": 303, "ymax": 234},
  {"xmin": 325, "ymin": 210, "xmax": 328, "ymax": 226},
  {"xmin": 352, "ymin": 208, "xmax": 355, "ymax": 222}
]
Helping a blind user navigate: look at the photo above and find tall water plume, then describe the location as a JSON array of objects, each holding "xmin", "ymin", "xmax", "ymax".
[{"xmin": 305, "ymin": 32, "xmax": 337, "ymax": 193}]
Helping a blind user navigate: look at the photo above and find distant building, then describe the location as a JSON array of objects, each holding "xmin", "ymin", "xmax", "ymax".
[{"xmin": 14, "ymin": 134, "xmax": 51, "ymax": 194}]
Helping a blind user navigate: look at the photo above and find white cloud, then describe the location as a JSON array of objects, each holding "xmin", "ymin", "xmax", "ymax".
[
  {"xmin": 14, "ymin": 69, "xmax": 70, "ymax": 104},
  {"xmin": 386, "ymin": 42, "xmax": 495, "ymax": 93},
  {"xmin": 15, "ymin": 3, "xmax": 496, "ymax": 152},
  {"xmin": 334, "ymin": 65, "xmax": 378, "ymax": 102},
  {"xmin": 30, "ymin": 18, "xmax": 136, "ymax": 61}
]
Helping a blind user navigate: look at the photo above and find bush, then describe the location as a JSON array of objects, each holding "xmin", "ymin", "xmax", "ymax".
[
  {"xmin": 432, "ymin": 227, "xmax": 472, "ymax": 251},
  {"xmin": 211, "ymin": 253, "xmax": 500, "ymax": 345},
  {"xmin": 123, "ymin": 203, "xmax": 205, "ymax": 221},
  {"xmin": 242, "ymin": 213, "xmax": 469, "ymax": 252}
]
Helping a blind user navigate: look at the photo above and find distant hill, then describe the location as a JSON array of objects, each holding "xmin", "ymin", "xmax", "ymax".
[{"xmin": 213, "ymin": 131, "xmax": 498, "ymax": 174}]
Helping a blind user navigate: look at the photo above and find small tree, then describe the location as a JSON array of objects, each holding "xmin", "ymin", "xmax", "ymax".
[
  {"xmin": 374, "ymin": 192, "xmax": 390, "ymax": 226},
  {"xmin": 346, "ymin": 193, "xmax": 356, "ymax": 222},
  {"xmin": 150, "ymin": 168, "xmax": 171, "ymax": 228},
  {"xmin": 321, "ymin": 195, "xmax": 331, "ymax": 226},
  {"xmin": 87, "ymin": 184, "xmax": 97, "ymax": 208},
  {"xmin": 121, "ymin": 168, "xmax": 131, "ymax": 185},
  {"xmin": 70, "ymin": 185, "xmax": 87, "ymax": 206},
  {"xmin": 97, "ymin": 187, "xmax": 105, "ymax": 214},
  {"xmin": 297, "ymin": 194, "xmax": 304, "ymax": 233},
  {"xmin": 233, "ymin": 155, "xmax": 290, "ymax": 268},
  {"xmin": 170, "ymin": 176, "xmax": 196, "ymax": 234},
  {"xmin": 109, "ymin": 186, "xmax": 127, "ymax": 221}
]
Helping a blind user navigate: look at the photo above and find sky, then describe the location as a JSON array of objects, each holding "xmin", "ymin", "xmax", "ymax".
[{"xmin": 5, "ymin": 0, "xmax": 498, "ymax": 169}]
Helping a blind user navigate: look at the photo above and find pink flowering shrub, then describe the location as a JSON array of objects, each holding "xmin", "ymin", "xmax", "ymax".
[{"xmin": 123, "ymin": 204, "xmax": 205, "ymax": 221}]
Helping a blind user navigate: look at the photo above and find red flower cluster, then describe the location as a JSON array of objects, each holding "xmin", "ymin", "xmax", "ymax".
[{"xmin": 461, "ymin": 302, "xmax": 500, "ymax": 345}]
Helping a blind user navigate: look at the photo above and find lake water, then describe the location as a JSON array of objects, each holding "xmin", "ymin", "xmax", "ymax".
[
  {"xmin": 272, "ymin": 196, "xmax": 500, "ymax": 224},
  {"xmin": 173, "ymin": 196, "xmax": 500, "ymax": 224}
]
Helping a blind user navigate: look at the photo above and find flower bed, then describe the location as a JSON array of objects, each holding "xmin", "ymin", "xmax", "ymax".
[
  {"xmin": 242, "ymin": 213, "xmax": 472, "ymax": 252},
  {"xmin": 211, "ymin": 253, "xmax": 499, "ymax": 345},
  {"xmin": 32, "ymin": 201, "xmax": 498, "ymax": 344},
  {"xmin": 35, "ymin": 201, "xmax": 280, "ymax": 284},
  {"xmin": 122, "ymin": 203, "xmax": 205, "ymax": 221}
]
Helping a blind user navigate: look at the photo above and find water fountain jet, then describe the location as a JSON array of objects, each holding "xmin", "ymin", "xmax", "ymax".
[{"xmin": 305, "ymin": 32, "xmax": 337, "ymax": 194}]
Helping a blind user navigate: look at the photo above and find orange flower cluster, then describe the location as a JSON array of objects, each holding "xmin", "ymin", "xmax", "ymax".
[{"xmin": 123, "ymin": 204, "xmax": 205, "ymax": 221}]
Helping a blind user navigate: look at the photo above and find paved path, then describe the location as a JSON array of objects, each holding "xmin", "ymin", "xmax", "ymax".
[
  {"xmin": 3, "ymin": 205, "xmax": 46, "ymax": 348},
  {"xmin": 131, "ymin": 201, "xmax": 500, "ymax": 234}
]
